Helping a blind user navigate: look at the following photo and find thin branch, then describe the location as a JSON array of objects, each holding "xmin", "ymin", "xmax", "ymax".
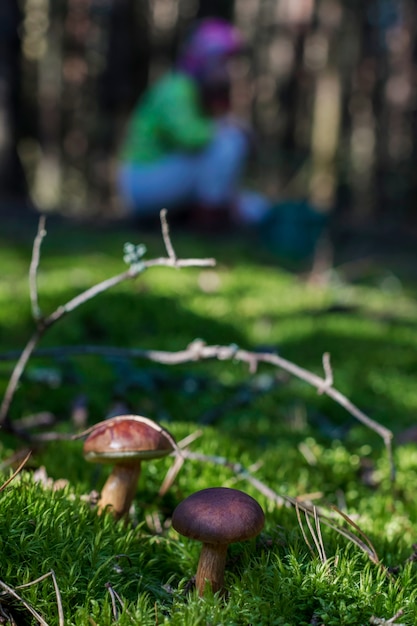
[
  {"xmin": 0, "ymin": 328, "xmax": 43, "ymax": 425},
  {"xmin": 0, "ymin": 223, "xmax": 215, "ymax": 426},
  {"xmin": 29, "ymin": 215, "xmax": 47, "ymax": 321},
  {"xmin": 0, "ymin": 342, "xmax": 391, "ymax": 447},
  {"xmin": 370, "ymin": 609, "xmax": 405, "ymax": 625},
  {"xmin": 179, "ymin": 449, "xmax": 285, "ymax": 507},
  {"xmin": 105, "ymin": 582, "xmax": 134, "ymax": 623},
  {"xmin": 174, "ymin": 448, "xmax": 389, "ymax": 568},
  {"xmin": 176, "ymin": 429, "xmax": 204, "ymax": 449},
  {"xmin": 159, "ymin": 455, "xmax": 185, "ymax": 497},
  {"xmin": 44, "ymin": 249, "xmax": 215, "ymax": 327},
  {"xmin": 158, "ymin": 429, "xmax": 203, "ymax": 496},
  {"xmin": 160, "ymin": 209, "xmax": 177, "ymax": 262},
  {"xmin": 0, "ymin": 450, "xmax": 32, "ymax": 492},
  {"xmin": 4, "ymin": 340, "xmax": 394, "ymax": 478},
  {"xmin": 318, "ymin": 352, "xmax": 333, "ymax": 394},
  {"xmin": 0, "ymin": 579, "xmax": 49, "ymax": 626},
  {"xmin": 16, "ymin": 570, "xmax": 64, "ymax": 626},
  {"xmin": 386, "ymin": 609, "xmax": 405, "ymax": 624},
  {"xmin": 105, "ymin": 582, "xmax": 121, "ymax": 622},
  {"xmin": 50, "ymin": 570, "xmax": 64, "ymax": 626},
  {"xmin": 0, "ymin": 217, "xmax": 394, "ymax": 473}
]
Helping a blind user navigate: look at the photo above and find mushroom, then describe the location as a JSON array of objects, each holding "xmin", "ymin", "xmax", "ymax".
[
  {"xmin": 83, "ymin": 414, "xmax": 175, "ymax": 519},
  {"xmin": 171, "ymin": 487, "xmax": 265, "ymax": 595}
]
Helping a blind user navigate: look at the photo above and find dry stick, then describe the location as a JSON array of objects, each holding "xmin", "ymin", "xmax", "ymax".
[
  {"xmin": 318, "ymin": 352, "xmax": 333, "ymax": 394},
  {"xmin": 4, "ymin": 343, "xmax": 392, "ymax": 452},
  {"xmin": 160, "ymin": 208, "xmax": 177, "ymax": 262},
  {"xmin": 0, "ymin": 450, "xmax": 32, "ymax": 492},
  {"xmin": 176, "ymin": 448, "xmax": 384, "ymax": 567},
  {"xmin": 16, "ymin": 570, "xmax": 64, "ymax": 626},
  {"xmin": 386, "ymin": 609, "xmax": 405, "ymax": 624},
  {"xmin": 179, "ymin": 448, "xmax": 284, "ymax": 507},
  {"xmin": 105, "ymin": 582, "xmax": 135, "ymax": 623},
  {"xmin": 158, "ymin": 429, "xmax": 203, "ymax": 496},
  {"xmin": 0, "ymin": 215, "xmax": 394, "ymax": 477},
  {"xmin": 8, "ymin": 341, "xmax": 394, "ymax": 479},
  {"xmin": 50, "ymin": 570, "xmax": 64, "ymax": 626},
  {"xmin": 0, "ymin": 579, "xmax": 49, "ymax": 626},
  {"xmin": 0, "ymin": 328, "xmax": 43, "ymax": 427},
  {"xmin": 0, "ymin": 214, "xmax": 215, "ymax": 426},
  {"xmin": 370, "ymin": 609, "xmax": 405, "ymax": 625},
  {"xmin": 45, "ymin": 257, "xmax": 215, "ymax": 327},
  {"xmin": 105, "ymin": 582, "xmax": 121, "ymax": 622},
  {"xmin": 185, "ymin": 344, "xmax": 393, "ymax": 480},
  {"xmin": 29, "ymin": 215, "xmax": 47, "ymax": 321}
]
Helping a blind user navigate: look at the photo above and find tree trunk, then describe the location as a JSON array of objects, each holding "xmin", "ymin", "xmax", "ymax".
[{"xmin": 0, "ymin": 0, "xmax": 29, "ymax": 205}]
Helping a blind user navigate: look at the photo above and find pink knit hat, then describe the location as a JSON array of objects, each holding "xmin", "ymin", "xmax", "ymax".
[{"xmin": 177, "ymin": 18, "xmax": 244, "ymax": 79}]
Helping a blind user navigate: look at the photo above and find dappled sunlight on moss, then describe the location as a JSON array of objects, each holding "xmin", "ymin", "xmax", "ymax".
[{"xmin": 2, "ymin": 222, "xmax": 417, "ymax": 622}]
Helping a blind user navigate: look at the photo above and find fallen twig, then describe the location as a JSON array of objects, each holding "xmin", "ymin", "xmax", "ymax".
[
  {"xmin": 3, "ymin": 340, "xmax": 394, "ymax": 479},
  {"xmin": 369, "ymin": 608, "xmax": 405, "ymax": 624},
  {"xmin": 0, "ymin": 450, "xmax": 32, "ymax": 492},
  {"xmin": 16, "ymin": 569, "xmax": 64, "ymax": 626},
  {"xmin": 158, "ymin": 429, "xmax": 203, "ymax": 496},
  {"xmin": 0, "ymin": 212, "xmax": 215, "ymax": 426},
  {"xmin": 29, "ymin": 215, "xmax": 47, "ymax": 321},
  {"xmin": 0, "ymin": 212, "xmax": 394, "ymax": 479},
  {"xmin": 105, "ymin": 582, "xmax": 125, "ymax": 622},
  {"xmin": 0, "ymin": 578, "xmax": 49, "ymax": 626},
  {"xmin": 174, "ymin": 447, "xmax": 386, "ymax": 568}
]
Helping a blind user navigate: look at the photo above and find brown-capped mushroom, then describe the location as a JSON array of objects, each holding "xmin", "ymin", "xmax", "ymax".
[
  {"xmin": 83, "ymin": 414, "xmax": 175, "ymax": 519},
  {"xmin": 171, "ymin": 487, "xmax": 265, "ymax": 595}
]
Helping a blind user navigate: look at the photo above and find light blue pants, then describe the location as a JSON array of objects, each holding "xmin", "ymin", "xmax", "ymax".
[{"xmin": 117, "ymin": 123, "xmax": 270, "ymax": 223}]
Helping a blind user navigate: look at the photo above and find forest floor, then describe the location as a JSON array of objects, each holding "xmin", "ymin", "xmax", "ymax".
[{"xmin": 1, "ymin": 200, "xmax": 417, "ymax": 624}]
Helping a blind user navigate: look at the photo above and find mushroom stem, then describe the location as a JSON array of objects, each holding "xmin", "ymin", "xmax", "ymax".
[
  {"xmin": 98, "ymin": 462, "xmax": 142, "ymax": 519},
  {"xmin": 196, "ymin": 543, "xmax": 228, "ymax": 596}
]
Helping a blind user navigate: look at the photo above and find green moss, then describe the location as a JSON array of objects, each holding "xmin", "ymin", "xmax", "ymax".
[{"xmin": 1, "ymin": 220, "xmax": 417, "ymax": 623}]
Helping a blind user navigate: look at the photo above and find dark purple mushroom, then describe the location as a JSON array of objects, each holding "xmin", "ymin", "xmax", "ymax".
[{"xmin": 172, "ymin": 487, "xmax": 265, "ymax": 595}]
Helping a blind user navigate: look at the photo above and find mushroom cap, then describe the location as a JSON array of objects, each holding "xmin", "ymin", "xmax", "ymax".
[
  {"xmin": 83, "ymin": 414, "xmax": 174, "ymax": 464},
  {"xmin": 172, "ymin": 487, "xmax": 265, "ymax": 545}
]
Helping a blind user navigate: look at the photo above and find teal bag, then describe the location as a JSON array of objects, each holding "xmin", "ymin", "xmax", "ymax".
[{"xmin": 259, "ymin": 200, "xmax": 329, "ymax": 259}]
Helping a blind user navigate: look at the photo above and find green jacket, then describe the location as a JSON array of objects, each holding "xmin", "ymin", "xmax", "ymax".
[{"xmin": 120, "ymin": 72, "xmax": 215, "ymax": 164}]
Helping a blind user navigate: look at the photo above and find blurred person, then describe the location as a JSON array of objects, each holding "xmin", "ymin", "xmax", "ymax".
[{"xmin": 116, "ymin": 17, "xmax": 271, "ymax": 230}]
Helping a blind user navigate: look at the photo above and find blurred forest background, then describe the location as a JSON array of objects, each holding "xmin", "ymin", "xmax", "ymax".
[{"xmin": 1, "ymin": 0, "xmax": 417, "ymax": 238}]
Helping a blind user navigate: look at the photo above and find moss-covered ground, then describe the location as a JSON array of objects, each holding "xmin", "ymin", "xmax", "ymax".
[{"xmin": 1, "ymin": 215, "xmax": 417, "ymax": 624}]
